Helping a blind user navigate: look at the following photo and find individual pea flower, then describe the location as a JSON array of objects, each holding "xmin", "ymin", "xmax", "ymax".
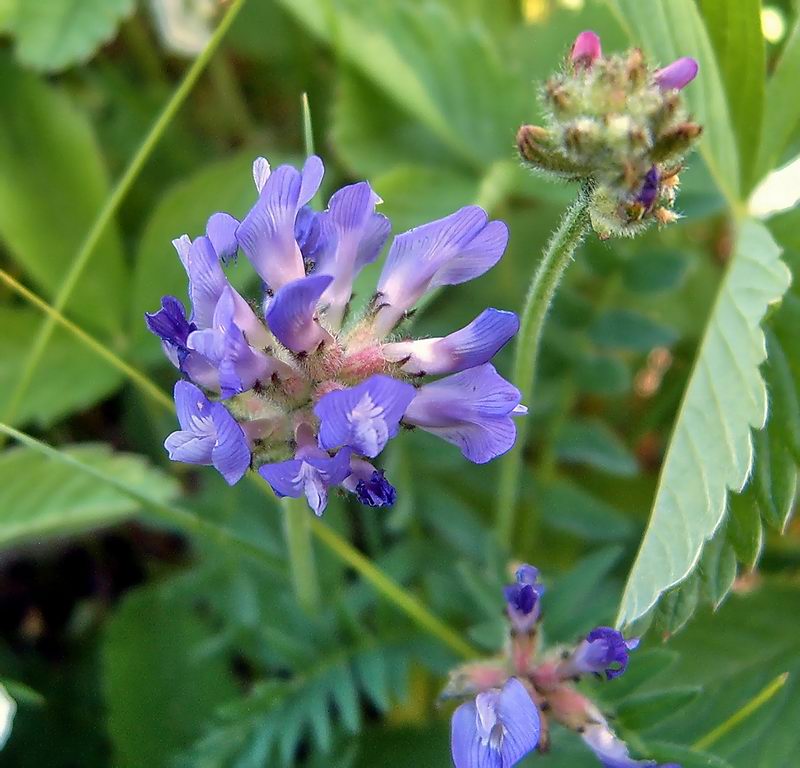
[
  {"xmin": 451, "ymin": 677, "xmax": 540, "ymax": 768},
  {"xmin": 517, "ymin": 30, "xmax": 701, "ymax": 239},
  {"xmin": 147, "ymin": 155, "xmax": 525, "ymax": 514},
  {"xmin": 444, "ymin": 563, "xmax": 681, "ymax": 768},
  {"xmin": 557, "ymin": 627, "xmax": 640, "ymax": 681}
]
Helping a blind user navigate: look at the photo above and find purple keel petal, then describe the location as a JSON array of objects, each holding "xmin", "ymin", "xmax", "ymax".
[
  {"xmin": 185, "ymin": 235, "xmax": 228, "ymax": 329},
  {"xmin": 164, "ymin": 430, "xmax": 215, "ymax": 465},
  {"xmin": 383, "ymin": 308, "xmax": 519, "ymax": 376},
  {"xmin": 166, "ymin": 381, "xmax": 218, "ymax": 464},
  {"xmin": 207, "ymin": 212, "xmax": 240, "ymax": 263},
  {"xmin": 266, "ymin": 274, "xmax": 333, "ymax": 354},
  {"xmin": 314, "ymin": 181, "xmax": 391, "ymax": 328},
  {"xmin": 375, "ymin": 206, "xmax": 508, "ymax": 334},
  {"xmin": 210, "ymin": 402, "xmax": 251, "ymax": 484},
  {"xmin": 314, "ymin": 375, "xmax": 416, "ymax": 457},
  {"xmin": 403, "ymin": 364, "xmax": 524, "ymax": 463},
  {"xmin": 342, "ymin": 458, "xmax": 397, "ymax": 507},
  {"xmin": 655, "ymin": 57, "xmax": 699, "ymax": 90},
  {"xmin": 145, "ymin": 296, "xmax": 195, "ymax": 350}
]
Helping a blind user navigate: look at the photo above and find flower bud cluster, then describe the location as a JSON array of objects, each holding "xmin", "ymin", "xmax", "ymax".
[
  {"xmin": 444, "ymin": 563, "xmax": 679, "ymax": 768},
  {"xmin": 517, "ymin": 31, "xmax": 701, "ymax": 239}
]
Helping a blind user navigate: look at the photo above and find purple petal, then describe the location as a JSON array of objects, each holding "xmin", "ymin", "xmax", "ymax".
[
  {"xmin": 571, "ymin": 30, "xmax": 602, "ymax": 68},
  {"xmin": 173, "ymin": 380, "xmax": 214, "ymax": 432},
  {"xmin": 298, "ymin": 155, "xmax": 324, "ymax": 207},
  {"xmin": 403, "ymin": 364, "xmax": 523, "ymax": 463},
  {"xmin": 315, "ymin": 181, "xmax": 391, "ymax": 328},
  {"xmin": 164, "ymin": 430, "xmax": 215, "ymax": 465},
  {"xmin": 496, "ymin": 678, "xmax": 540, "ymax": 766},
  {"xmin": 375, "ymin": 207, "xmax": 508, "ymax": 333},
  {"xmin": 383, "ymin": 308, "xmax": 519, "ymax": 376},
  {"xmin": 185, "ymin": 235, "xmax": 228, "ymax": 329},
  {"xmin": 145, "ymin": 296, "xmax": 195, "ymax": 349},
  {"xmin": 172, "ymin": 235, "xmax": 191, "ymax": 270},
  {"xmin": 258, "ymin": 458, "xmax": 305, "ymax": 499},
  {"xmin": 207, "ymin": 212, "xmax": 240, "ymax": 263},
  {"xmin": 655, "ymin": 57, "xmax": 699, "ymax": 90},
  {"xmin": 209, "ymin": 402, "xmax": 251, "ymax": 484},
  {"xmin": 635, "ymin": 166, "xmax": 660, "ymax": 210},
  {"xmin": 314, "ymin": 375, "xmax": 416, "ymax": 457},
  {"xmin": 343, "ymin": 458, "xmax": 397, "ymax": 507},
  {"xmin": 266, "ymin": 274, "xmax": 333, "ymax": 354},
  {"xmin": 236, "ymin": 163, "xmax": 311, "ymax": 290},
  {"xmin": 582, "ymin": 723, "xmax": 671, "ymax": 768},
  {"xmin": 451, "ymin": 700, "xmax": 502, "ymax": 768}
]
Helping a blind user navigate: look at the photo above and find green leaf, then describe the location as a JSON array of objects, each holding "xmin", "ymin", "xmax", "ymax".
[
  {"xmin": 0, "ymin": 56, "xmax": 127, "ymax": 334},
  {"xmin": 726, "ymin": 488, "xmax": 763, "ymax": 569},
  {"xmin": 555, "ymin": 418, "xmax": 639, "ymax": 477},
  {"xmin": 755, "ymin": 19, "xmax": 800, "ymax": 183},
  {"xmin": 698, "ymin": 0, "xmax": 765, "ymax": 192},
  {"xmin": 612, "ymin": 0, "xmax": 741, "ymax": 206},
  {"xmin": 130, "ymin": 151, "xmax": 269, "ymax": 360},
  {"xmin": 537, "ymin": 479, "xmax": 635, "ymax": 542},
  {"xmin": 0, "ymin": 443, "xmax": 178, "ymax": 549},
  {"xmin": 617, "ymin": 220, "xmax": 790, "ymax": 628},
  {"xmin": 589, "ymin": 309, "xmax": 679, "ymax": 353},
  {"xmin": 575, "ymin": 354, "xmax": 632, "ymax": 396},
  {"xmin": 5, "ymin": 0, "xmax": 133, "ymax": 72},
  {"xmin": 623, "ymin": 250, "xmax": 690, "ymax": 295},
  {"xmin": 0, "ymin": 307, "xmax": 124, "ymax": 428},
  {"xmin": 278, "ymin": 0, "xmax": 526, "ymax": 170},
  {"xmin": 104, "ymin": 579, "xmax": 238, "ymax": 768},
  {"xmin": 616, "ymin": 686, "xmax": 701, "ymax": 730}
]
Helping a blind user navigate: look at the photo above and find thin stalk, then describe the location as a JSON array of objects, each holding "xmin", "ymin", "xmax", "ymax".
[
  {"xmin": 282, "ymin": 495, "xmax": 321, "ymax": 613},
  {"xmin": 495, "ymin": 188, "xmax": 591, "ymax": 547},
  {"xmin": 693, "ymin": 672, "xmax": 788, "ymax": 750},
  {"xmin": 0, "ymin": 0, "xmax": 248, "ymax": 443}
]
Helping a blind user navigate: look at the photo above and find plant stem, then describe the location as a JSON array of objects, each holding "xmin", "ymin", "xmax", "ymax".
[
  {"xmin": 282, "ymin": 496, "xmax": 321, "ymax": 613},
  {"xmin": 0, "ymin": 0, "xmax": 248, "ymax": 444},
  {"xmin": 495, "ymin": 188, "xmax": 591, "ymax": 547}
]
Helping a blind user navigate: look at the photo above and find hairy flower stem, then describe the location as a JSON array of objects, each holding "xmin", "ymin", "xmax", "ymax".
[
  {"xmin": 495, "ymin": 189, "xmax": 591, "ymax": 547},
  {"xmin": 283, "ymin": 495, "xmax": 321, "ymax": 613}
]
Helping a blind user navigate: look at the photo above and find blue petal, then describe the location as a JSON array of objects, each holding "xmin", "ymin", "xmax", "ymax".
[
  {"xmin": 403, "ymin": 364, "xmax": 523, "ymax": 463},
  {"xmin": 314, "ymin": 375, "xmax": 416, "ymax": 457},
  {"xmin": 173, "ymin": 380, "xmax": 214, "ymax": 432},
  {"xmin": 237, "ymin": 163, "xmax": 312, "ymax": 290},
  {"xmin": 298, "ymin": 155, "xmax": 324, "ymax": 206},
  {"xmin": 375, "ymin": 207, "xmax": 508, "ymax": 333},
  {"xmin": 210, "ymin": 402, "xmax": 251, "ymax": 484},
  {"xmin": 164, "ymin": 430, "xmax": 215, "ymax": 465},
  {"xmin": 266, "ymin": 274, "xmax": 333, "ymax": 354},
  {"xmin": 207, "ymin": 212, "xmax": 240, "ymax": 263},
  {"xmin": 451, "ymin": 701, "xmax": 503, "ymax": 768},
  {"xmin": 582, "ymin": 724, "xmax": 671, "ymax": 768},
  {"xmin": 383, "ymin": 308, "xmax": 519, "ymax": 376},
  {"xmin": 496, "ymin": 678, "xmax": 540, "ymax": 767},
  {"xmin": 259, "ymin": 459, "xmax": 305, "ymax": 498},
  {"xmin": 185, "ymin": 235, "xmax": 229, "ymax": 328}
]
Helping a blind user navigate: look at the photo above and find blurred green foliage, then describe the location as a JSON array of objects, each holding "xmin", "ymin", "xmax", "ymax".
[{"xmin": 1, "ymin": 0, "xmax": 800, "ymax": 766}]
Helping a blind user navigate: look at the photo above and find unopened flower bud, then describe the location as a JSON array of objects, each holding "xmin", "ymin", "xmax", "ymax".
[
  {"xmin": 655, "ymin": 56, "xmax": 699, "ymax": 91},
  {"xmin": 571, "ymin": 30, "xmax": 602, "ymax": 69}
]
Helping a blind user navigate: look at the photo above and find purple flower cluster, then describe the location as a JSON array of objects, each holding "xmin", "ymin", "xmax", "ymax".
[
  {"xmin": 447, "ymin": 563, "xmax": 678, "ymax": 768},
  {"xmin": 147, "ymin": 156, "xmax": 525, "ymax": 514}
]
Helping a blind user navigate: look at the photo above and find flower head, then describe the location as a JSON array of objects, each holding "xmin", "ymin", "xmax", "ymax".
[
  {"xmin": 517, "ymin": 31, "xmax": 701, "ymax": 239},
  {"xmin": 451, "ymin": 678, "xmax": 540, "ymax": 768},
  {"xmin": 148, "ymin": 156, "xmax": 523, "ymax": 513},
  {"xmin": 503, "ymin": 564, "xmax": 545, "ymax": 634}
]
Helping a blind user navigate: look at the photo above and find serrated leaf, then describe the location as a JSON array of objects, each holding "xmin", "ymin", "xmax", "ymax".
[
  {"xmin": 0, "ymin": 442, "xmax": 178, "ymax": 549},
  {"xmin": 726, "ymin": 488, "xmax": 763, "ymax": 570},
  {"xmin": 697, "ymin": 0, "xmax": 764, "ymax": 192},
  {"xmin": 616, "ymin": 686, "xmax": 700, "ymax": 730},
  {"xmin": 7, "ymin": 0, "xmax": 133, "ymax": 72},
  {"xmin": 612, "ymin": 0, "xmax": 740, "ymax": 205},
  {"xmin": 0, "ymin": 56, "xmax": 127, "ymax": 334},
  {"xmin": 653, "ymin": 574, "xmax": 700, "ymax": 636},
  {"xmin": 755, "ymin": 19, "xmax": 800, "ymax": 183},
  {"xmin": 697, "ymin": 529, "xmax": 737, "ymax": 609},
  {"xmin": 0, "ymin": 307, "xmax": 124, "ymax": 429},
  {"xmin": 617, "ymin": 220, "xmax": 790, "ymax": 628}
]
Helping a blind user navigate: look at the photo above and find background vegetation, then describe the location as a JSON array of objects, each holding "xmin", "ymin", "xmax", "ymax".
[{"xmin": 1, "ymin": 0, "xmax": 799, "ymax": 765}]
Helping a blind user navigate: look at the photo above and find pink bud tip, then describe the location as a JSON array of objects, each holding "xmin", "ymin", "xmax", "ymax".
[
  {"xmin": 655, "ymin": 57, "xmax": 699, "ymax": 90},
  {"xmin": 571, "ymin": 31, "xmax": 602, "ymax": 68}
]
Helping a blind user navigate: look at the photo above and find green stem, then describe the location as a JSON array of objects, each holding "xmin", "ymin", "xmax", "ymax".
[
  {"xmin": 282, "ymin": 495, "xmax": 321, "ymax": 613},
  {"xmin": 0, "ymin": 0, "xmax": 248, "ymax": 443},
  {"xmin": 495, "ymin": 188, "xmax": 591, "ymax": 547}
]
